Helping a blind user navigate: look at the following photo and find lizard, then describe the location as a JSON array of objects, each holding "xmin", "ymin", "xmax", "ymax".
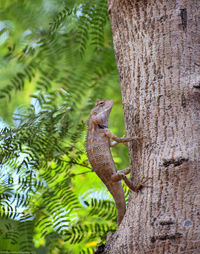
[{"xmin": 86, "ymin": 99, "xmax": 144, "ymax": 225}]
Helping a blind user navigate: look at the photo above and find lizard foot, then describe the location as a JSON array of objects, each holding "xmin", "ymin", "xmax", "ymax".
[
  {"xmin": 121, "ymin": 136, "xmax": 142, "ymax": 145},
  {"xmin": 133, "ymin": 177, "xmax": 152, "ymax": 192}
]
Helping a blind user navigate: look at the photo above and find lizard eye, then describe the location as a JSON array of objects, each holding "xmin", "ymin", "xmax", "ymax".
[{"xmin": 98, "ymin": 101, "xmax": 105, "ymax": 106}]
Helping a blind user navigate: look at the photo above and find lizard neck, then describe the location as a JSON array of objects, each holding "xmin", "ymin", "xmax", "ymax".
[{"xmin": 87, "ymin": 120, "xmax": 108, "ymax": 134}]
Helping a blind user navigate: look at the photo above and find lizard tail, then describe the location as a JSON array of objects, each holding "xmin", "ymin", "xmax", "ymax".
[
  {"xmin": 106, "ymin": 182, "xmax": 126, "ymax": 225},
  {"xmin": 114, "ymin": 196, "xmax": 126, "ymax": 225}
]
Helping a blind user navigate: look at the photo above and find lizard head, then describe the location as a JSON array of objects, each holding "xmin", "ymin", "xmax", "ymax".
[{"xmin": 89, "ymin": 99, "xmax": 113, "ymax": 129}]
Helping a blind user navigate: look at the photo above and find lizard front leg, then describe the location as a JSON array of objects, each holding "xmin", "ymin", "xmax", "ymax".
[{"xmin": 104, "ymin": 129, "xmax": 139, "ymax": 145}]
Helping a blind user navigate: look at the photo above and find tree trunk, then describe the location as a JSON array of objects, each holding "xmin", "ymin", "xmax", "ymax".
[{"xmin": 105, "ymin": 0, "xmax": 200, "ymax": 253}]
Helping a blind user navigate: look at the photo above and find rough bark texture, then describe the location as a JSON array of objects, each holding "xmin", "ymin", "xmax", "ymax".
[{"xmin": 105, "ymin": 0, "xmax": 200, "ymax": 253}]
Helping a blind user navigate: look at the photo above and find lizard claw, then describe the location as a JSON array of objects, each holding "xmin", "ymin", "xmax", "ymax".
[
  {"xmin": 135, "ymin": 177, "xmax": 152, "ymax": 191},
  {"xmin": 129, "ymin": 177, "xmax": 152, "ymax": 192}
]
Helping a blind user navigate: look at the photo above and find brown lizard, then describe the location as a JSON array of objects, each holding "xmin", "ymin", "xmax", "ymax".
[{"xmin": 86, "ymin": 99, "xmax": 144, "ymax": 225}]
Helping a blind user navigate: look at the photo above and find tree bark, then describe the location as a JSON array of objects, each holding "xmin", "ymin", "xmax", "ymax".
[{"xmin": 106, "ymin": 0, "xmax": 200, "ymax": 253}]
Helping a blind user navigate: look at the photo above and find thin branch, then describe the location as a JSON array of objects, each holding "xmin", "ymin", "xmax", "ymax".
[
  {"xmin": 73, "ymin": 170, "xmax": 94, "ymax": 176},
  {"xmin": 60, "ymin": 159, "xmax": 92, "ymax": 170}
]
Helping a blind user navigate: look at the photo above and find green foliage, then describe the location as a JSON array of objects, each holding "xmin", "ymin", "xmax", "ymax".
[
  {"xmin": 0, "ymin": 0, "xmax": 129, "ymax": 253},
  {"xmin": 0, "ymin": 91, "xmax": 118, "ymax": 252}
]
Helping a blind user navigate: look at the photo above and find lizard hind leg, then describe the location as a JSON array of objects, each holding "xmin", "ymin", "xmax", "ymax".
[{"xmin": 111, "ymin": 168, "xmax": 144, "ymax": 192}]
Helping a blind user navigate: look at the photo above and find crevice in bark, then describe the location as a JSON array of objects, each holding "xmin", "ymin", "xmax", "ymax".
[
  {"xmin": 179, "ymin": 8, "xmax": 187, "ymax": 30},
  {"xmin": 181, "ymin": 93, "xmax": 186, "ymax": 108},
  {"xmin": 193, "ymin": 83, "xmax": 200, "ymax": 89},
  {"xmin": 159, "ymin": 220, "xmax": 175, "ymax": 226},
  {"xmin": 162, "ymin": 157, "xmax": 189, "ymax": 167},
  {"xmin": 150, "ymin": 233, "xmax": 183, "ymax": 243}
]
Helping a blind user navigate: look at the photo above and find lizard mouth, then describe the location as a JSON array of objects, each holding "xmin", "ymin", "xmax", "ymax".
[{"xmin": 98, "ymin": 124, "xmax": 108, "ymax": 129}]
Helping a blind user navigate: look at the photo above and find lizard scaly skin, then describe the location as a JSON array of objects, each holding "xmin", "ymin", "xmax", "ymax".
[{"xmin": 86, "ymin": 100, "xmax": 143, "ymax": 225}]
